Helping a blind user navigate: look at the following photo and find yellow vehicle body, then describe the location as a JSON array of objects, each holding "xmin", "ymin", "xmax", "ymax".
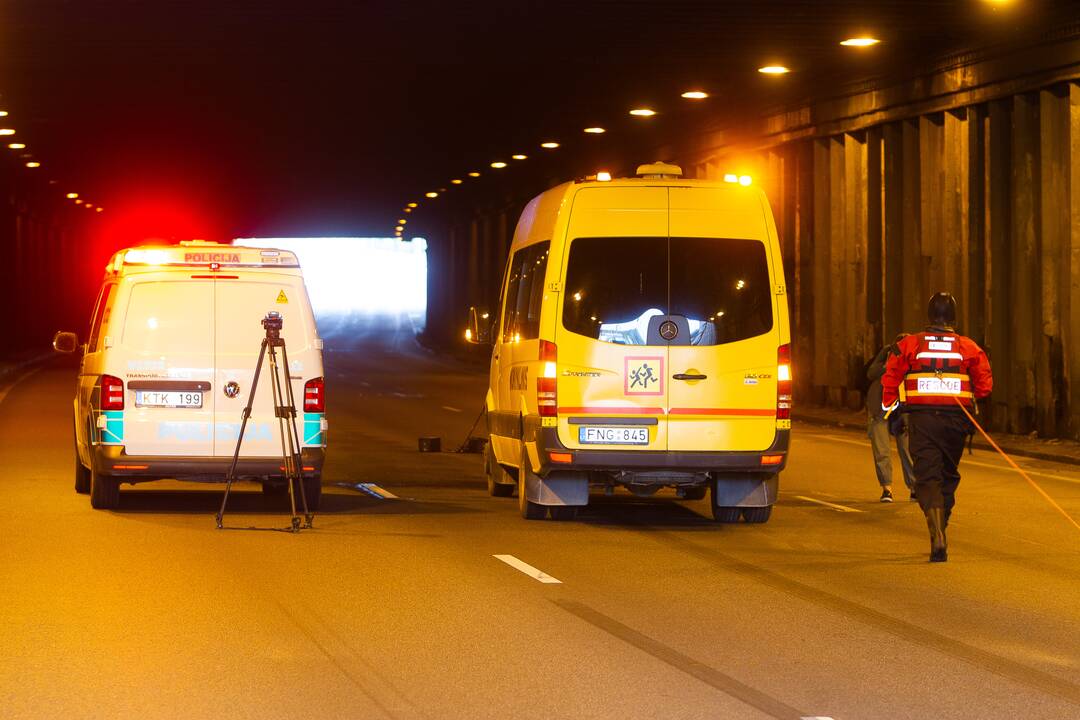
[{"xmin": 480, "ymin": 166, "xmax": 792, "ymax": 522}]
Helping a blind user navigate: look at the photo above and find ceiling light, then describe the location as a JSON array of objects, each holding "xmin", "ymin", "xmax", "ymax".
[
  {"xmin": 468, "ymin": 171, "xmax": 481, "ymax": 177},
  {"xmin": 75, "ymin": 199, "xmax": 83, "ymax": 204},
  {"xmin": 583, "ymin": 127, "xmax": 606, "ymax": 134},
  {"xmin": 739, "ymin": 175, "xmax": 753, "ymax": 186},
  {"xmin": 96, "ymin": 207, "xmax": 104, "ymax": 213},
  {"xmin": 397, "ymin": 218, "xmax": 406, "ymax": 224},
  {"xmin": 66, "ymin": 192, "xmax": 79, "ymax": 199},
  {"xmin": 512, "ymin": 154, "xmax": 527, "ymax": 160},
  {"xmin": 0, "ymin": 111, "xmax": 7, "ymax": 117},
  {"xmin": 84, "ymin": 203, "xmax": 94, "ymax": 209},
  {"xmin": 425, "ymin": 191, "xmax": 438, "ymax": 198},
  {"xmin": 25, "ymin": 161, "xmax": 40, "ymax": 168},
  {"xmin": 491, "ymin": 161, "xmax": 507, "ymax": 169},
  {"xmin": 723, "ymin": 174, "xmax": 738, "ymax": 183},
  {"xmin": 596, "ymin": 171, "xmax": 612, "ymax": 182},
  {"xmin": 407, "ymin": 202, "xmax": 418, "ymax": 208},
  {"xmin": 840, "ymin": 37, "xmax": 880, "ymax": 47},
  {"xmin": 758, "ymin": 65, "xmax": 790, "ymax": 74},
  {"xmin": 629, "ymin": 108, "xmax": 656, "ymax": 117},
  {"xmin": 681, "ymin": 91, "xmax": 708, "ymax": 99},
  {"xmin": 8, "ymin": 142, "xmax": 25, "ymax": 149},
  {"xmin": 0, "ymin": 129, "xmax": 15, "ymax": 136},
  {"xmin": 404, "ymin": 207, "xmax": 412, "ymax": 213},
  {"xmin": 451, "ymin": 179, "xmax": 463, "ymax": 184},
  {"xmin": 540, "ymin": 141, "xmax": 559, "ymax": 149},
  {"xmin": 395, "ymin": 226, "xmax": 403, "ymax": 232}
]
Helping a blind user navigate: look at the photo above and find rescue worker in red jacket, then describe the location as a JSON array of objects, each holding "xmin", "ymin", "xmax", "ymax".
[{"xmin": 881, "ymin": 292, "xmax": 993, "ymax": 562}]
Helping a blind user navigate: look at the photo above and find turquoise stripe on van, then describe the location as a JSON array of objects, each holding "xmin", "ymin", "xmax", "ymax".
[
  {"xmin": 97, "ymin": 410, "xmax": 124, "ymax": 444},
  {"xmin": 303, "ymin": 412, "xmax": 324, "ymax": 446}
]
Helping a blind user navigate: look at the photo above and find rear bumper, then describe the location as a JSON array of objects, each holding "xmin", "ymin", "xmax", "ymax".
[
  {"xmin": 91, "ymin": 445, "xmax": 325, "ymax": 481},
  {"xmin": 526, "ymin": 419, "xmax": 789, "ymax": 478}
]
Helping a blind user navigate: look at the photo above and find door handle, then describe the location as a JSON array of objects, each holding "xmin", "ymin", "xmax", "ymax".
[{"xmin": 673, "ymin": 373, "xmax": 707, "ymax": 381}]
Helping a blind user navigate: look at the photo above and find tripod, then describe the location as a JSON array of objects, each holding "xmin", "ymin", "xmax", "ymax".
[{"xmin": 216, "ymin": 312, "xmax": 313, "ymax": 532}]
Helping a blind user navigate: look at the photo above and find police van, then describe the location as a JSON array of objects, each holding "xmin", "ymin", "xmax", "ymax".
[
  {"xmin": 467, "ymin": 163, "xmax": 791, "ymax": 523},
  {"xmin": 53, "ymin": 240, "xmax": 327, "ymax": 510}
]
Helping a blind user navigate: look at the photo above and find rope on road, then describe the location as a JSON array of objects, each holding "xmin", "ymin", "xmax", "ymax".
[
  {"xmin": 453, "ymin": 403, "xmax": 487, "ymax": 453},
  {"xmin": 954, "ymin": 398, "xmax": 1080, "ymax": 533}
]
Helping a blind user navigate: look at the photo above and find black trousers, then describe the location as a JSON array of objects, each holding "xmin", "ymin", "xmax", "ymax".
[{"xmin": 905, "ymin": 409, "xmax": 973, "ymax": 519}]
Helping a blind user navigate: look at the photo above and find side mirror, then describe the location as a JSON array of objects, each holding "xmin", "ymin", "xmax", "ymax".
[
  {"xmin": 53, "ymin": 331, "xmax": 79, "ymax": 354},
  {"xmin": 465, "ymin": 306, "xmax": 493, "ymax": 345}
]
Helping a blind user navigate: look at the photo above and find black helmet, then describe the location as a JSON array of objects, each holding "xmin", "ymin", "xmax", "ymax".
[{"xmin": 927, "ymin": 292, "xmax": 957, "ymax": 327}]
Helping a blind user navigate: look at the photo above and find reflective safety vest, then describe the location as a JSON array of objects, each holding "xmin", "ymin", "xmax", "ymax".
[{"xmin": 898, "ymin": 333, "xmax": 974, "ymax": 407}]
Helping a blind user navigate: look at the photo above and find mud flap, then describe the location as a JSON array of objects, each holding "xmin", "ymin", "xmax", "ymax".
[
  {"xmin": 525, "ymin": 470, "xmax": 589, "ymax": 507},
  {"xmin": 712, "ymin": 473, "xmax": 778, "ymax": 508}
]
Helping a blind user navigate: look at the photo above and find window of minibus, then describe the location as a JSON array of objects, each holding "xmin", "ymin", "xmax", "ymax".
[
  {"xmin": 503, "ymin": 242, "xmax": 549, "ymax": 341},
  {"xmin": 562, "ymin": 236, "xmax": 772, "ymax": 345},
  {"xmin": 87, "ymin": 283, "xmax": 117, "ymax": 352}
]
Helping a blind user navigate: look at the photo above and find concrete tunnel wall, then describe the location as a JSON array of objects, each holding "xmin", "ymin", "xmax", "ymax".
[{"xmin": 425, "ymin": 27, "xmax": 1080, "ymax": 441}]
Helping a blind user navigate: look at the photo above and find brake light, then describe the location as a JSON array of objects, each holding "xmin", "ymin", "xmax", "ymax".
[
  {"xmin": 101, "ymin": 374, "xmax": 124, "ymax": 410},
  {"xmin": 304, "ymin": 377, "xmax": 325, "ymax": 412},
  {"xmin": 538, "ymin": 341, "xmax": 557, "ymax": 417},
  {"xmin": 777, "ymin": 344, "xmax": 792, "ymax": 420}
]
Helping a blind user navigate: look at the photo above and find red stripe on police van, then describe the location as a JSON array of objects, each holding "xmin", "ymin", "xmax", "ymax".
[
  {"xmin": 668, "ymin": 408, "xmax": 776, "ymax": 416},
  {"xmin": 559, "ymin": 406, "xmax": 665, "ymax": 415}
]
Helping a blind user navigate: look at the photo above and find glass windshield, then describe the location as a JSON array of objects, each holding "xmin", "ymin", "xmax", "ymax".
[{"xmin": 562, "ymin": 236, "xmax": 772, "ymax": 345}]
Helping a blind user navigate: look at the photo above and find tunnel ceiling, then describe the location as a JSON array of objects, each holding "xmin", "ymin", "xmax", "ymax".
[{"xmin": 0, "ymin": 0, "xmax": 1069, "ymax": 238}]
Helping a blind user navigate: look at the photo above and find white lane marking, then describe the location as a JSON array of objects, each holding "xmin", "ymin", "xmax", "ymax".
[
  {"xmin": 815, "ymin": 433, "xmax": 1080, "ymax": 485},
  {"xmin": 441, "ymin": 405, "xmax": 462, "ymax": 413},
  {"xmin": 493, "ymin": 554, "xmax": 563, "ymax": 584},
  {"xmin": 801, "ymin": 717, "xmax": 836, "ymax": 720},
  {"xmin": 0, "ymin": 367, "xmax": 43, "ymax": 407},
  {"xmin": 794, "ymin": 495, "xmax": 863, "ymax": 513},
  {"xmin": 360, "ymin": 483, "xmax": 398, "ymax": 499}
]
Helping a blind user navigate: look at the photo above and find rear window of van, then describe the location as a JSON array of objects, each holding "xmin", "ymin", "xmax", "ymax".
[{"xmin": 562, "ymin": 236, "xmax": 773, "ymax": 345}]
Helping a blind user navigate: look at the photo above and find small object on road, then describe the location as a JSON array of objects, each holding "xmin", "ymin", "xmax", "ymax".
[
  {"xmin": 461, "ymin": 436, "xmax": 487, "ymax": 454},
  {"xmin": 418, "ymin": 436, "xmax": 441, "ymax": 452}
]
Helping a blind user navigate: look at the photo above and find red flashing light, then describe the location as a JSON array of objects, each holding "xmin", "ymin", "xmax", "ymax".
[
  {"xmin": 304, "ymin": 377, "xmax": 325, "ymax": 412},
  {"xmin": 101, "ymin": 374, "xmax": 125, "ymax": 410},
  {"xmin": 777, "ymin": 344, "xmax": 792, "ymax": 420}
]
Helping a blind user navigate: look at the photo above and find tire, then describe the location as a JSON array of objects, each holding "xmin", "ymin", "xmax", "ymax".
[
  {"xmin": 741, "ymin": 506, "xmax": 773, "ymax": 524},
  {"xmin": 298, "ymin": 475, "xmax": 322, "ymax": 512},
  {"xmin": 549, "ymin": 505, "xmax": 578, "ymax": 521},
  {"xmin": 518, "ymin": 443, "xmax": 547, "ymax": 520},
  {"xmin": 89, "ymin": 465, "xmax": 119, "ymax": 509},
  {"xmin": 485, "ymin": 443, "xmax": 515, "ymax": 497},
  {"xmin": 711, "ymin": 506, "xmax": 742, "ymax": 523},
  {"xmin": 74, "ymin": 443, "xmax": 91, "ymax": 495},
  {"xmin": 681, "ymin": 485, "xmax": 707, "ymax": 501}
]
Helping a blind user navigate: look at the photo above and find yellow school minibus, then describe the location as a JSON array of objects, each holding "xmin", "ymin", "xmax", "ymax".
[{"xmin": 468, "ymin": 163, "xmax": 792, "ymax": 523}]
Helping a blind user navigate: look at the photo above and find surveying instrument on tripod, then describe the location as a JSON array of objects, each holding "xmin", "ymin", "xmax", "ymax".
[{"xmin": 216, "ymin": 311, "xmax": 314, "ymax": 532}]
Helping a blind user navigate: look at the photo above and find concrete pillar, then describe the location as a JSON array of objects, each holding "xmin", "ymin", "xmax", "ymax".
[
  {"xmin": 920, "ymin": 113, "xmax": 946, "ymax": 295},
  {"xmin": 1037, "ymin": 84, "xmax": 1070, "ymax": 437},
  {"xmin": 987, "ymin": 99, "xmax": 1013, "ymax": 430},
  {"xmin": 844, "ymin": 131, "xmax": 870, "ymax": 406},
  {"xmin": 967, "ymin": 105, "xmax": 988, "ymax": 347},
  {"xmin": 866, "ymin": 127, "xmax": 884, "ymax": 349},
  {"xmin": 883, "ymin": 121, "xmax": 905, "ymax": 342},
  {"xmin": 1069, "ymin": 83, "xmax": 1080, "ymax": 439},
  {"xmin": 1010, "ymin": 92, "xmax": 1039, "ymax": 433},
  {"xmin": 943, "ymin": 109, "xmax": 970, "ymax": 319},
  {"xmin": 794, "ymin": 140, "xmax": 816, "ymax": 403},
  {"xmin": 812, "ymin": 139, "xmax": 832, "ymax": 403}
]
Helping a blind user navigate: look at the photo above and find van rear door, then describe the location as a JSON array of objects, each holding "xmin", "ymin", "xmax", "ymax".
[
  {"xmin": 213, "ymin": 276, "xmax": 315, "ymax": 458},
  {"xmin": 556, "ymin": 186, "xmax": 670, "ymax": 451},
  {"xmin": 666, "ymin": 187, "xmax": 779, "ymax": 452},
  {"xmin": 121, "ymin": 280, "xmax": 216, "ymax": 457}
]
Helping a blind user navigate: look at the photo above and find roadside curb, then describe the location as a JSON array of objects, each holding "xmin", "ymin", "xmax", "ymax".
[
  {"xmin": 794, "ymin": 410, "xmax": 1080, "ymax": 468},
  {"xmin": 0, "ymin": 351, "xmax": 56, "ymax": 405}
]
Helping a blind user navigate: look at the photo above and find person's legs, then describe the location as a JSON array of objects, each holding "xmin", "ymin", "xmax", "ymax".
[
  {"xmin": 905, "ymin": 412, "xmax": 947, "ymax": 513},
  {"xmin": 896, "ymin": 425, "xmax": 917, "ymax": 494},
  {"xmin": 868, "ymin": 415, "xmax": 893, "ymax": 489},
  {"xmin": 938, "ymin": 414, "xmax": 970, "ymax": 527}
]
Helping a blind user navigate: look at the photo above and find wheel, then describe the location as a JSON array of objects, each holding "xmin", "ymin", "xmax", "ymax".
[
  {"xmin": 711, "ymin": 506, "xmax": 742, "ymax": 523},
  {"xmin": 549, "ymin": 506, "xmax": 578, "ymax": 521},
  {"xmin": 518, "ymin": 444, "xmax": 547, "ymax": 520},
  {"xmin": 89, "ymin": 465, "xmax": 119, "ymax": 509},
  {"xmin": 297, "ymin": 475, "xmax": 322, "ymax": 512},
  {"xmin": 485, "ymin": 443, "xmax": 515, "ymax": 497},
  {"xmin": 741, "ymin": 506, "xmax": 773, "ymax": 524},
  {"xmin": 74, "ymin": 435, "xmax": 90, "ymax": 494},
  {"xmin": 680, "ymin": 485, "xmax": 707, "ymax": 501}
]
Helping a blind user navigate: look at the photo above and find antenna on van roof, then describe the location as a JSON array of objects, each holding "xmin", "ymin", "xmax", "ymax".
[{"xmin": 636, "ymin": 162, "xmax": 683, "ymax": 179}]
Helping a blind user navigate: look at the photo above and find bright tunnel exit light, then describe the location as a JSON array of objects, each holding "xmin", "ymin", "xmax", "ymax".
[{"xmin": 234, "ymin": 237, "xmax": 428, "ymax": 321}]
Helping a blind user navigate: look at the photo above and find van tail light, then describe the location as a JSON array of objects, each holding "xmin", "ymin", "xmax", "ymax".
[
  {"xmin": 538, "ymin": 340, "xmax": 557, "ymax": 417},
  {"xmin": 101, "ymin": 374, "xmax": 125, "ymax": 410},
  {"xmin": 776, "ymin": 344, "xmax": 792, "ymax": 420},
  {"xmin": 304, "ymin": 377, "xmax": 325, "ymax": 412}
]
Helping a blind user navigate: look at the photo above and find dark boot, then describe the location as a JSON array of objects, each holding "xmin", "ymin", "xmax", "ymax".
[{"xmin": 926, "ymin": 507, "xmax": 948, "ymax": 562}]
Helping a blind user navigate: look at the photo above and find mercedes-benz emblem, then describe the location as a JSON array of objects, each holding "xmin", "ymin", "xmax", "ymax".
[
  {"xmin": 659, "ymin": 321, "xmax": 679, "ymax": 341},
  {"xmin": 224, "ymin": 381, "xmax": 241, "ymax": 398}
]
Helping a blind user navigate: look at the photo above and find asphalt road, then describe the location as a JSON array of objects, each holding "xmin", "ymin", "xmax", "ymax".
[{"xmin": 2, "ymin": 313, "xmax": 1079, "ymax": 720}]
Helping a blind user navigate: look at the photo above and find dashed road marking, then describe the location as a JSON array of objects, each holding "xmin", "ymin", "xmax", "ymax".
[
  {"xmin": 815, "ymin": 433, "xmax": 1079, "ymax": 485},
  {"xmin": 493, "ymin": 554, "xmax": 562, "ymax": 584},
  {"xmin": 441, "ymin": 405, "xmax": 462, "ymax": 413},
  {"xmin": 794, "ymin": 495, "xmax": 863, "ymax": 513}
]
